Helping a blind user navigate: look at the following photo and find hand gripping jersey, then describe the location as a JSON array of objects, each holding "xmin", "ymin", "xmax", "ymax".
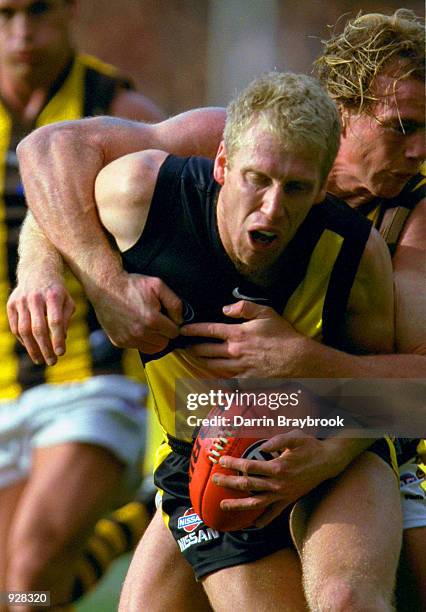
[
  {"xmin": 0, "ymin": 54, "xmax": 143, "ymax": 399},
  {"xmin": 122, "ymin": 155, "xmax": 375, "ymax": 441}
]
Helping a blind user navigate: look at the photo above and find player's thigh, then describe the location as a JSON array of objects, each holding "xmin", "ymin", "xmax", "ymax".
[
  {"xmin": 397, "ymin": 526, "xmax": 426, "ymax": 611},
  {"xmin": 0, "ymin": 481, "xmax": 26, "ymax": 595},
  {"xmin": 9, "ymin": 442, "xmax": 125, "ymax": 553},
  {"xmin": 120, "ymin": 509, "xmax": 211, "ymax": 612},
  {"xmin": 300, "ymin": 451, "xmax": 402, "ymax": 597},
  {"xmin": 202, "ymin": 547, "xmax": 306, "ymax": 612}
]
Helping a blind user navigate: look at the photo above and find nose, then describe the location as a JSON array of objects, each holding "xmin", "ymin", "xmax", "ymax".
[
  {"xmin": 405, "ymin": 132, "xmax": 426, "ymax": 163},
  {"xmin": 260, "ymin": 184, "xmax": 284, "ymax": 220}
]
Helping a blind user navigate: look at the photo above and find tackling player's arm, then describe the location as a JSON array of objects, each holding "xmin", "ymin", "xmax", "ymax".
[
  {"xmin": 7, "ymin": 212, "xmax": 75, "ymax": 365},
  {"xmin": 15, "ymin": 109, "xmax": 225, "ymax": 350},
  {"xmin": 91, "ymin": 149, "xmax": 184, "ymax": 354},
  {"xmin": 393, "ymin": 198, "xmax": 426, "ymax": 356}
]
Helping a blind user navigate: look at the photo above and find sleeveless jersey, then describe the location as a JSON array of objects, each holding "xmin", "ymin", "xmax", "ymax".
[
  {"xmin": 122, "ymin": 155, "xmax": 373, "ymax": 440},
  {"xmin": 0, "ymin": 54, "xmax": 143, "ymax": 400},
  {"xmin": 359, "ymin": 167, "xmax": 426, "ymax": 466}
]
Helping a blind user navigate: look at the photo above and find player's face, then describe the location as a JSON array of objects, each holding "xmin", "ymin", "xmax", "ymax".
[
  {"xmin": 214, "ymin": 123, "xmax": 326, "ymax": 280},
  {"xmin": 341, "ymin": 75, "xmax": 425, "ymax": 201},
  {"xmin": 0, "ymin": 0, "xmax": 74, "ymax": 81}
]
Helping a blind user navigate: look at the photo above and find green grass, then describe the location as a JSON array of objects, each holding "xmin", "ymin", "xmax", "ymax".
[{"xmin": 76, "ymin": 553, "xmax": 131, "ymax": 612}]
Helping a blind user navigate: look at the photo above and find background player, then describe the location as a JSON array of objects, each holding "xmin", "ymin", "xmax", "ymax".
[{"xmin": 0, "ymin": 0, "xmax": 164, "ymax": 609}]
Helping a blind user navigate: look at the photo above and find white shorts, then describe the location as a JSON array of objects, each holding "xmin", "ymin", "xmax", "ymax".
[
  {"xmin": 0, "ymin": 375, "xmax": 147, "ymax": 491},
  {"xmin": 399, "ymin": 459, "xmax": 426, "ymax": 530}
]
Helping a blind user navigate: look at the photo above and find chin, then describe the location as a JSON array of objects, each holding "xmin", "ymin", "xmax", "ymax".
[{"xmin": 372, "ymin": 180, "xmax": 407, "ymax": 200}]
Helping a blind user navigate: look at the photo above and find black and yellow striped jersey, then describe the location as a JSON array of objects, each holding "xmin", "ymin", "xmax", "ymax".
[
  {"xmin": 122, "ymin": 155, "xmax": 374, "ymax": 440},
  {"xmin": 360, "ymin": 166, "xmax": 426, "ymax": 466},
  {"xmin": 0, "ymin": 54, "xmax": 145, "ymax": 399}
]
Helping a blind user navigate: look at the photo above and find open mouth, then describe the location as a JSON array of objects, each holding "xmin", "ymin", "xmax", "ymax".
[{"xmin": 250, "ymin": 230, "xmax": 277, "ymax": 245}]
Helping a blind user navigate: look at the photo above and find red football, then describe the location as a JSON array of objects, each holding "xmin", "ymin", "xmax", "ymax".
[{"xmin": 189, "ymin": 431, "xmax": 271, "ymax": 532}]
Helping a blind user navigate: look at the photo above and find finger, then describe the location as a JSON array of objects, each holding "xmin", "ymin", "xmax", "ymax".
[
  {"xmin": 46, "ymin": 292, "xmax": 71, "ymax": 358},
  {"xmin": 254, "ymin": 500, "xmax": 289, "ymax": 528},
  {"xmin": 154, "ymin": 310, "xmax": 181, "ymax": 339},
  {"xmin": 157, "ymin": 283, "xmax": 183, "ymax": 326},
  {"xmin": 62, "ymin": 297, "xmax": 76, "ymax": 337},
  {"xmin": 219, "ymin": 455, "xmax": 283, "ymax": 476},
  {"xmin": 15, "ymin": 303, "xmax": 47, "ymax": 365},
  {"xmin": 7, "ymin": 302, "xmax": 19, "ymax": 337},
  {"xmin": 223, "ymin": 300, "xmax": 273, "ymax": 320},
  {"xmin": 180, "ymin": 322, "xmax": 230, "ymax": 340},
  {"xmin": 220, "ymin": 493, "xmax": 272, "ymax": 512},
  {"xmin": 260, "ymin": 430, "xmax": 308, "ymax": 453},
  {"xmin": 27, "ymin": 293, "xmax": 58, "ymax": 365},
  {"xmin": 137, "ymin": 335, "xmax": 171, "ymax": 354},
  {"xmin": 212, "ymin": 472, "xmax": 280, "ymax": 493}
]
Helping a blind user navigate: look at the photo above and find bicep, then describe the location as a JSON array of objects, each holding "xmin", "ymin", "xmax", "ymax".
[
  {"xmin": 94, "ymin": 149, "xmax": 168, "ymax": 252},
  {"xmin": 393, "ymin": 200, "xmax": 426, "ymax": 355},
  {"xmin": 345, "ymin": 229, "xmax": 394, "ymax": 354}
]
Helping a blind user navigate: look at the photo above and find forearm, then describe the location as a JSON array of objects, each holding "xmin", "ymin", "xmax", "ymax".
[
  {"xmin": 17, "ymin": 110, "xmax": 225, "ymax": 297},
  {"xmin": 321, "ymin": 437, "xmax": 376, "ymax": 479},
  {"xmin": 284, "ymin": 334, "xmax": 426, "ymax": 378},
  {"xmin": 17, "ymin": 213, "xmax": 64, "ymax": 284},
  {"xmin": 17, "ymin": 119, "xmax": 128, "ymax": 299}
]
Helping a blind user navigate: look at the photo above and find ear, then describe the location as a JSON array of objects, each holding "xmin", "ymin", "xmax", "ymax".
[
  {"xmin": 339, "ymin": 107, "xmax": 352, "ymax": 138},
  {"xmin": 213, "ymin": 141, "xmax": 227, "ymax": 185}
]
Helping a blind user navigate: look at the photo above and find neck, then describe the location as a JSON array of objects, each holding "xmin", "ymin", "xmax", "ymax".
[
  {"xmin": 0, "ymin": 52, "xmax": 73, "ymax": 123},
  {"xmin": 327, "ymin": 155, "xmax": 375, "ymax": 209}
]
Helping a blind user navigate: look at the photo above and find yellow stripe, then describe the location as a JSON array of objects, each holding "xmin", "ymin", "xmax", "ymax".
[
  {"xmin": 0, "ymin": 102, "xmax": 21, "ymax": 398},
  {"xmin": 111, "ymin": 501, "xmax": 150, "ymax": 534},
  {"xmin": 75, "ymin": 559, "xmax": 98, "ymax": 592},
  {"xmin": 283, "ymin": 230, "xmax": 344, "ymax": 340},
  {"xmin": 94, "ymin": 518, "xmax": 127, "ymax": 553},
  {"xmin": 153, "ymin": 442, "xmax": 174, "ymax": 529},
  {"xmin": 84, "ymin": 535, "xmax": 112, "ymax": 570},
  {"xmin": 386, "ymin": 436, "xmax": 399, "ymax": 478}
]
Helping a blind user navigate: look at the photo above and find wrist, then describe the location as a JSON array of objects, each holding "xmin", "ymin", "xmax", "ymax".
[{"xmin": 321, "ymin": 437, "xmax": 375, "ymax": 479}]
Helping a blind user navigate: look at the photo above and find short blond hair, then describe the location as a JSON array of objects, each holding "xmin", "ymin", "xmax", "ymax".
[
  {"xmin": 224, "ymin": 72, "xmax": 341, "ymax": 182},
  {"xmin": 315, "ymin": 9, "xmax": 425, "ymax": 115}
]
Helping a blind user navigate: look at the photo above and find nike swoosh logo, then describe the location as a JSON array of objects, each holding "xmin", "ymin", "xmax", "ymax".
[{"xmin": 232, "ymin": 287, "xmax": 269, "ymax": 303}]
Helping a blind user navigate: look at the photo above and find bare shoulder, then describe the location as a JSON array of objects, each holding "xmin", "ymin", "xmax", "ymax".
[
  {"xmin": 95, "ymin": 149, "xmax": 169, "ymax": 251},
  {"xmin": 393, "ymin": 199, "xmax": 426, "ymax": 354},
  {"xmin": 345, "ymin": 227, "xmax": 394, "ymax": 353},
  {"xmin": 349, "ymin": 227, "xmax": 394, "ymax": 312},
  {"xmin": 110, "ymin": 88, "xmax": 166, "ymax": 122}
]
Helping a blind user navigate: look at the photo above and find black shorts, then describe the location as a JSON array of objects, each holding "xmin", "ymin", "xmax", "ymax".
[{"xmin": 154, "ymin": 436, "xmax": 396, "ymax": 580}]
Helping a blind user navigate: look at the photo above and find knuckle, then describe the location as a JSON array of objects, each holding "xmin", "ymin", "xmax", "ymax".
[
  {"xmin": 148, "ymin": 276, "xmax": 161, "ymax": 290},
  {"xmin": 19, "ymin": 323, "xmax": 32, "ymax": 337},
  {"xmin": 46, "ymin": 286, "xmax": 63, "ymax": 301},
  {"xmin": 49, "ymin": 316, "xmax": 63, "ymax": 328},
  {"xmin": 269, "ymin": 462, "xmax": 284, "ymax": 477},
  {"xmin": 227, "ymin": 343, "xmax": 241, "ymax": 358},
  {"xmin": 143, "ymin": 311, "xmax": 157, "ymax": 328},
  {"xmin": 31, "ymin": 324, "xmax": 45, "ymax": 337},
  {"xmin": 239, "ymin": 476, "xmax": 251, "ymax": 490}
]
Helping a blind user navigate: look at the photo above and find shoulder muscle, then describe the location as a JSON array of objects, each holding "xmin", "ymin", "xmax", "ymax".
[{"xmin": 95, "ymin": 149, "xmax": 169, "ymax": 251}]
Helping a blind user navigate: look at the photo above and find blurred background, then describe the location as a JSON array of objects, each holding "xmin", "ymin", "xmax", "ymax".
[{"xmin": 74, "ymin": 0, "xmax": 424, "ymax": 115}]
